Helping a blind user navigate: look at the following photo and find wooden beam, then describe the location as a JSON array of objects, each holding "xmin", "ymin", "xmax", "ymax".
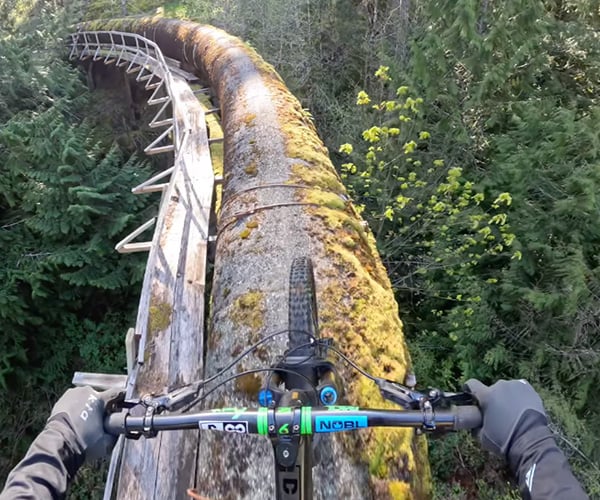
[
  {"xmin": 118, "ymin": 241, "xmax": 152, "ymax": 253},
  {"xmin": 115, "ymin": 74, "xmax": 214, "ymax": 500}
]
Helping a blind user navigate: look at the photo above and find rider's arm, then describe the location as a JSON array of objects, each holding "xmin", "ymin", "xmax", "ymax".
[
  {"xmin": 0, "ymin": 387, "xmax": 119, "ymax": 500},
  {"xmin": 0, "ymin": 414, "xmax": 85, "ymax": 499},
  {"xmin": 507, "ymin": 411, "xmax": 588, "ymax": 500},
  {"xmin": 466, "ymin": 379, "xmax": 588, "ymax": 500}
]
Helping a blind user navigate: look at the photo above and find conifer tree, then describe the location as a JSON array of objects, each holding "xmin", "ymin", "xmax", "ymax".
[{"xmin": 0, "ymin": 9, "xmax": 153, "ymax": 488}]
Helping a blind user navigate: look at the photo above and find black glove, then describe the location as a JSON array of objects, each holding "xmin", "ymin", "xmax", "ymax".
[
  {"xmin": 49, "ymin": 386, "xmax": 122, "ymax": 461},
  {"xmin": 464, "ymin": 378, "xmax": 548, "ymax": 459}
]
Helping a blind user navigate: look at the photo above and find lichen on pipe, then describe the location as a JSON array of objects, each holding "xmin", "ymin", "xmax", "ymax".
[{"xmin": 85, "ymin": 16, "xmax": 431, "ymax": 499}]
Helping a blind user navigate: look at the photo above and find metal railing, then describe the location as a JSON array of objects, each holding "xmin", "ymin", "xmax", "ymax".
[
  {"xmin": 68, "ymin": 30, "xmax": 193, "ymax": 252},
  {"xmin": 68, "ymin": 30, "xmax": 183, "ymax": 155}
]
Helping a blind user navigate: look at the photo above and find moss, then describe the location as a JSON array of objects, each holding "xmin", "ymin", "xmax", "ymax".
[
  {"xmin": 243, "ymin": 112, "xmax": 257, "ymax": 126},
  {"xmin": 302, "ymin": 190, "xmax": 347, "ymax": 211},
  {"xmin": 143, "ymin": 300, "xmax": 173, "ymax": 364},
  {"xmin": 389, "ymin": 481, "xmax": 411, "ymax": 499},
  {"xmin": 369, "ymin": 441, "xmax": 386, "ymax": 476},
  {"xmin": 289, "ymin": 163, "xmax": 345, "ymax": 195},
  {"xmin": 148, "ymin": 301, "xmax": 172, "ymax": 335},
  {"xmin": 254, "ymin": 51, "xmax": 426, "ymax": 490},
  {"xmin": 239, "ymin": 219, "xmax": 259, "ymax": 239},
  {"xmin": 314, "ymin": 238, "xmax": 419, "ymax": 490},
  {"xmin": 342, "ymin": 236, "xmax": 358, "ymax": 249},
  {"xmin": 234, "ymin": 372, "xmax": 262, "ymax": 398},
  {"xmin": 230, "ymin": 290, "xmax": 265, "ymax": 331},
  {"xmin": 241, "ymin": 46, "xmax": 427, "ymax": 488},
  {"xmin": 412, "ymin": 435, "xmax": 432, "ymax": 498},
  {"xmin": 244, "ymin": 161, "xmax": 258, "ymax": 176}
]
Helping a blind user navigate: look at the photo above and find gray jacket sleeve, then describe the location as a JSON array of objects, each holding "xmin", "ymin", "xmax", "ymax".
[
  {"xmin": 0, "ymin": 414, "xmax": 85, "ymax": 500},
  {"xmin": 508, "ymin": 416, "xmax": 589, "ymax": 500}
]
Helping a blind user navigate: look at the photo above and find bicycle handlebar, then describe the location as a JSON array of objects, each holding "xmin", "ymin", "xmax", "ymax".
[{"xmin": 105, "ymin": 405, "xmax": 482, "ymax": 437}]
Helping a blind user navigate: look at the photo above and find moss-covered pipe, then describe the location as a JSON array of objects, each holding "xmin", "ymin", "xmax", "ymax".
[{"xmin": 83, "ymin": 17, "xmax": 430, "ymax": 499}]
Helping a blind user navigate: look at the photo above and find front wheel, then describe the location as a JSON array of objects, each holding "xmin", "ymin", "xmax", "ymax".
[
  {"xmin": 288, "ymin": 257, "xmax": 319, "ymax": 358},
  {"xmin": 286, "ymin": 257, "xmax": 323, "ymax": 472}
]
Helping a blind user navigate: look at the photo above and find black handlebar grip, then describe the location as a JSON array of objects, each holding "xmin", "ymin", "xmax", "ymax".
[
  {"xmin": 105, "ymin": 413, "xmax": 127, "ymax": 436},
  {"xmin": 453, "ymin": 405, "xmax": 483, "ymax": 430}
]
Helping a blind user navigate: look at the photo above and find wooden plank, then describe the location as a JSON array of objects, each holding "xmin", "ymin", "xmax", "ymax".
[{"xmin": 115, "ymin": 74, "xmax": 214, "ymax": 499}]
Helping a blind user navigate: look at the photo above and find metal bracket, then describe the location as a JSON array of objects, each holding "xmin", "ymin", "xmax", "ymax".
[
  {"xmin": 115, "ymin": 218, "xmax": 156, "ymax": 253},
  {"xmin": 132, "ymin": 166, "xmax": 175, "ymax": 194},
  {"xmin": 144, "ymin": 125, "xmax": 175, "ymax": 155}
]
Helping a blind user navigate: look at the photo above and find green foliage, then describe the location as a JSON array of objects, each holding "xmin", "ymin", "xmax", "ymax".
[
  {"xmin": 340, "ymin": 71, "xmax": 518, "ymax": 388},
  {"xmin": 200, "ymin": 0, "xmax": 600, "ymax": 494},
  {"xmin": 2, "ymin": 0, "xmax": 600, "ymax": 498},
  {"xmin": 428, "ymin": 432, "xmax": 520, "ymax": 500},
  {"xmin": 0, "ymin": 6, "xmax": 151, "ymax": 492},
  {"xmin": 0, "ymin": 97, "xmax": 150, "ymax": 386},
  {"xmin": 386, "ymin": 0, "xmax": 600, "ymax": 493}
]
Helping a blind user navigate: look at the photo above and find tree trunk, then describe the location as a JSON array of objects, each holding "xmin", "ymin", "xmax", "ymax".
[{"xmin": 88, "ymin": 17, "xmax": 430, "ymax": 499}]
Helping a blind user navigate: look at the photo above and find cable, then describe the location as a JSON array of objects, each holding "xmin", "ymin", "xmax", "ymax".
[
  {"xmin": 263, "ymin": 333, "xmax": 319, "ymax": 407},
  {"xmin": 147, "ymin": 327, "xmax": 383, "ymax": 415},
  {"xmin": 155, "ymin": 329, "xmax": 321, "ymax": 413},
  {"xmin": 178, "ymin": 330, "xmax": 320, "ymax": 412},
  {"xmin": 202, "ymin": 329, "xmax": 291, "ymax": 385},
  {"xmin": 180, "ymin": 367, "xmax": 319, "ymax": 413},
  {"xmin": 319, "ymin": 343, "xmax": 379, "ymax": 382},
  {"xmin": 170, "ymin": 329, "xmax": 291, "ymax": 397}
]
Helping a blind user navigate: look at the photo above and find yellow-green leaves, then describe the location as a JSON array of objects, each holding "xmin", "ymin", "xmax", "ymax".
[
  {"xmin": 395, "ymin": 195, "xmax": 411, "ymax": 209},
  {"xmin": 363, "ymin": 126, "xmax": 382, "ymax": 142},
  {"xmin": 339, "ymin": 143, "xmax": 353, "ymax": 154},
  {"xmin": 489, "ymin": 213, "xmax": 507, "ymax": 226},
  {"xmin": 341, "ymin": 162, "xmax": 357, "ymax": 175},
  {"xmin": 493, "ymin": 192, "xmax": 512, "ymax": 206},
  {"xmin": 356, "ymin": 90, "xmax": 371, "ymax": 105},
  {"xmin": 384, "ymin": 206, "xmax": 394, "ymax": 221},
  {"xmin": 375, "ymin": 65, "xmax": 392, "ymax": 82},
  {"xmin": 339, "ymin": 66, "xmax": 518, "ymax": 356},
  {"xmin": 403, "ymin": 140, "xmax": 417, "ymax": 154}
]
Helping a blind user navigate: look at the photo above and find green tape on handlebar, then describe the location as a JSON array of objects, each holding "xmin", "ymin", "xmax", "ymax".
[
  {"xmin": 258, "ymin": 407, "xmax": 268, "ymax": 435},
  {"xmin": 301, "ymin": 407, "xmax": 312, "ymax": 435}
]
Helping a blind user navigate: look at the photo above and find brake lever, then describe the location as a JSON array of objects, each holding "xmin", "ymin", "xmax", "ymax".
[
  {"xmin": 376, "ymin": 378, "xmax": 475, "ymax": 410},
  {"xmin": 106, "ymin": 380, "xmax": 205, "ymax": 417},
  {"xmin": 439, "ymin": 391, "xmax": 475, "ymax": 406},
  {"xmin": 140, "ymin": 381, "xmax": 205, "ymax": 413},
  {"xmin": 375, "ymin": 378, "xmax": 426, "ymax": 410},
  {"xmin": 105, "ymin": 391, "xmax": 136, "ymax": 414}
]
